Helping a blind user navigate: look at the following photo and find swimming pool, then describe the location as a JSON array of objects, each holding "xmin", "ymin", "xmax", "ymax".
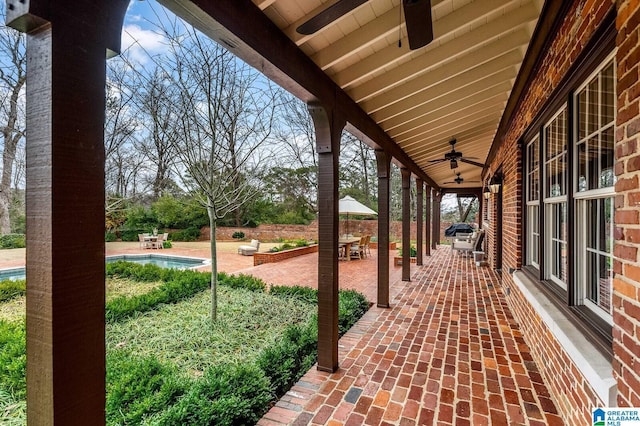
[{"xmin": 0, "ymin": 254, "xmax": 210, "ymax": 281}]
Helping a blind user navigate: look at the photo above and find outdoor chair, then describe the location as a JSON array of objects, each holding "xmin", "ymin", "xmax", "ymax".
[
  {"xmin": 452, "ymin": 230, "xmax": 484, "ymax": 257},
  {"xmin": 362, "ymin": 235, "xmax": 372, "ymax": 257},
  {"xmin": 151, "ymin": 234, "xmax": 164, "ymax": 249},
  {"xmin": 238, "ymin": 239, "xmax": 260, "ymax": 256},
  {"xmin": 350, "ymin": 236, "xmax": 366, "ymax": 260},
  {"xmin": 138, "ymin": 234, "xmax": 149, "ymax": 249}
]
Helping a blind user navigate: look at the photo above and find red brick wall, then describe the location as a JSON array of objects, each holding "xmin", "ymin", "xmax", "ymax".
[
  {"xmin": 485, "ymin": 0, "xmax": 616, "ymax": 424},
  {"xmin": 203, "ymin": 220, "xmax": 419, "ymax": 242},
  {"xmin": 614, "ymin": 0, "xmax": 640, "ymax": 409}
]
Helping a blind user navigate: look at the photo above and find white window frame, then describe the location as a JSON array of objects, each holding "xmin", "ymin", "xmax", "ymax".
[
  {"xmin": 526, "ymin": 136, "xmax": 540, "ymax": 268},
  {"xmin": 543, "ymin": 107, "xmax": 568, "ymax": 289},
  {"xmin": 573, "ymin": 52, "xmax": 616, "ymax": 323}
]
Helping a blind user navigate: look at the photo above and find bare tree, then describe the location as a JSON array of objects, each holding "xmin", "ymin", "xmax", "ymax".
[
  {"xmin": 132, "ymin": 66, "xmax": 180, "ymax": 198},
  {"xmin": 169, "ymin": 29, "xmax": 277, "ymax": 322},
  {"xmin": 0, "ymin": 6, "xmax": 26, "ymax": 234},
  {"xmin": 105, "ymin": 61, "xmax": 142, "ymax": 198},
  {"xmin": 340, "ymin": 132, "xmax": 376, "ymax": 206}
]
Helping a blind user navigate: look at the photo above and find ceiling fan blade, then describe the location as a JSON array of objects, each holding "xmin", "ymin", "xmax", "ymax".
[
  {"xmin": 460, "ymin": 158, "xmax": 486, "ymax": 168},
  {"xmin": 403, "ymin": 0, "xmax": 433, "ymax": 50},
  {"xmin": 297, "ymin": 0, "xmax": 369, "ymax": 35},
  {"xmin": 427, "ymin": 158, "xmax": 446, "ymax": 164}
]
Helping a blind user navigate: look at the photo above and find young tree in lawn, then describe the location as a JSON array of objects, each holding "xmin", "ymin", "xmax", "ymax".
[
  {"xmin": 170, "ymin": 29, "xmax": 277, "ymax": 322},
  {"xmin": 0, "ymin": 5, "xmax": 26, "ymax": 234}
]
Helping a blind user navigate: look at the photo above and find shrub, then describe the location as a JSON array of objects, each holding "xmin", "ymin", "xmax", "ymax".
[
  {"xmin": 0, "ymin": 280, "xmax": 26, "ymax": 303},
  {"xmin": 256, "ymin": 321, "xmax": 317, "ymax": 397},
  {"xmin": 338, "ymin": 289, "xmax": 369, "ymax": 335},
  {"xmin": 105, "ymin": 263, "xmax": 270, "ymax": 321},
  {"xmin": 151, "ymin": 195, "xmax": 208, "ymax": 230},
  {"xmin": 218, "ymin": 272, "xmax": 266, "ymax": 293},
  {"xmin": 398, "ymin": 245, "xmax": 417, "ymax": 257},
  {"xmin": 0, "ymin": 234, "xmax": 25, "ymax": 249},
  {"xmin": 120, "ymin": 230, "xmax": 142, "ymax": 242},
  {"xmin": 106, "ymin": 352, "xmax": 186, "ymax": 425},
  {"xmin": 162, "ymin": 240, "xmax": 172, "ymax": 249},
  {"xmin": 105, "ymin": 231, "xmax": 117, "ymax": 242},
  {"xmin": 269, "ymin": 239, "xmax": 310, "ymax": 253},
  {"xmin": 270, "ymin": 285, "xmax": 318, "ymax": 304},
  {"xmin": 0, "ymin": 321, "xmax": 26, "ymax": 399},
  {"xmin": 105, "ymin": 263, "xmax": 210, "ymax": 322},
  {"xmin": 156, "ymin": 364, "xmax": 273, "ymax": 426},
  {"xmin": 232, "ymin": 231, "xmax": 245, "ymax": 239},
  {"xmin": 170, "ymin": 227, "xmax": 201, "ymax": 242}
]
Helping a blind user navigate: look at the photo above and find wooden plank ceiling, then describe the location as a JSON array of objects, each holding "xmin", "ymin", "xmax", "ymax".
[{"xmin": 253, "ymin": 0, "xmax": 542, "ymax": 189}]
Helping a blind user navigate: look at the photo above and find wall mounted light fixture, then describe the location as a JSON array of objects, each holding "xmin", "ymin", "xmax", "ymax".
[{"xmin": 489, "ymin": 174, "xmax": 502, "ymax": 194}]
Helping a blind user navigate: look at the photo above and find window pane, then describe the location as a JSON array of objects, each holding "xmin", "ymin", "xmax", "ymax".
[
  {"xmin": 581, "ymin": 197, "xmax": 614, "ymax": 318},
  {"xmin": 545, "ymin": 109, "xmax": 567, "ymax": 197},
  {"xmin": 579, "ymin": 89, "xmax": 587, "ymax": 140},
  {"xmin": 600, "ymin": 126, "xmax": 614, "ymax": 188},
  {"xmin": 586, "ymin": 199, "xmax": 596, "ymax": 250},
  {"xmin": 550, "ymin": 202, "xmax": 567, "ymax": 285},
  {"xmin": 577, "ymin": 141, "xmax": 587, "ymax": 192},
  {"xmin": 588, "ymin": 79, "xmax": 598, "ymax": 135},
  {"xmin": 602, "ymin": 63, "xmax": 615, "ymax": 126}
]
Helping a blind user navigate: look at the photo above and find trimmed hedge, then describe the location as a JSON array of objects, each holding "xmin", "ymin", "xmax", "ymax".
[
  {"xmin": 105, "ymin": 262, "xmax": 268, "ymax": 322},
  {"xmin": 106, "ymin": 352, "xmax": 187, "ymax": 425},
  {"xmin": 0, "ymin": 262, "xmax": 371, "ymax": 424},
  {"xmin": 155, "ymin": 364, "xmax": 273, "ymax": 426},
  {"xmin": 270, "ymin": 285, "xmax": 318, "ymax": 304},
  {"xmin": 257, "ymin": 320, "xmax": 317, "ymax": 397},
  {"xmin": 270, "ymin": 285, "xmax": 369, "ymax": 336},
  {"xmin": 0, "ymin": 279, "xmax": 25, "ymax": 303}
]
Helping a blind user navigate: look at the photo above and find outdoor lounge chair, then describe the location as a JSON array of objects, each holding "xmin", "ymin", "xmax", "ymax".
[
  {"xmin": 238, "ymin": 239, "xmax": 260, "ymax": 256},
  {"xmin": 452, "ymin": 230, "xmax": 484, "ymax": 257}
]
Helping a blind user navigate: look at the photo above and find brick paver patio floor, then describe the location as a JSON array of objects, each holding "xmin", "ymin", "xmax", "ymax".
[
  {"xmin": 258, "ymin": 246, "xmax": 564, "ymax": 426},
  {"xmin": 0, "ymin": 242, "xmax": 564, "ymax": 424}
]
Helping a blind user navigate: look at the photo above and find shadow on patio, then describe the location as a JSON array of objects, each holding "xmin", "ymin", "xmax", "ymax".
[{"xmin": 258, "ymin": 246, "xmax": 564, "ymax": 426}]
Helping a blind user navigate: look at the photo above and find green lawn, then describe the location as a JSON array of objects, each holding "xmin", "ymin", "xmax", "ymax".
[{"xmin": 0, "ymin": 264, "xmax": 368, "ymax": 425}]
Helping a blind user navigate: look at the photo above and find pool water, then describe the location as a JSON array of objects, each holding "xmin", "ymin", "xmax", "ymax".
[{"xmin": 0, "ymin": 254, "xmax": 209, "ymax": 281}]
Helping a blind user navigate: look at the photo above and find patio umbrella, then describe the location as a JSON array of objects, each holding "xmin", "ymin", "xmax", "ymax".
[{"xmin": 339, "ymin": 196, "xmax": 377, "ymax": 234}]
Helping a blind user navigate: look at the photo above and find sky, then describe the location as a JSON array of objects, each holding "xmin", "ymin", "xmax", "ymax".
[{"xmin": 121, "ymin": 0, "xmax": 179, "ymax": 66}]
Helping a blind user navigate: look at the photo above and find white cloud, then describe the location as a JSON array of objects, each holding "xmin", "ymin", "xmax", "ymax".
[{"xmin": 121, "ymin": 24, "xmax": 168, "ymax": 65}]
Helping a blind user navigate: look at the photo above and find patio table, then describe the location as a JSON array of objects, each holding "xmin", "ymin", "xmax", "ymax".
[{"xmin": 338, "ymin": 237, "xmax": 361, "ymax": 261}]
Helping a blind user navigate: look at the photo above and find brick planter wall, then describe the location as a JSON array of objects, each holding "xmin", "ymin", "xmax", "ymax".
[
  {"xmin": 253, "ymin": 244, "xmax": 318, "ymax": 266},
  {"xmin": 369, "ymin": 241, "xmax": 397, "ymax": 250},
  {"xmin": 484, "ymin": 1, "xmax": 616, "ymax": 424}
]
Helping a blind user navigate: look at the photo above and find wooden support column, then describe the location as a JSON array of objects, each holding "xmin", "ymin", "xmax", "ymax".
[
  {"xmin": 416, "ymin": 179, "xmax": 423, "ymax": 266},
  {"xmin": 6, "ymin": 2, "xmax": 127, "ymax": 424},
  {"xmin": 401, "ymin": 168, "xmax": 411, "ymax": 281},
  {"xmin": 432, "ymin": 192, "xmax": 441, "ymax": 249},
  {"xmin": 425, "ymin": 186, "xmax": 432, "ymax": 256},
  {"xmin": 308, "ymin": 103, "xmax": 344, "ymax": 373},
  {"xmin": 375, "ymin": 150, "xmax": 391, "ymax": 308}
]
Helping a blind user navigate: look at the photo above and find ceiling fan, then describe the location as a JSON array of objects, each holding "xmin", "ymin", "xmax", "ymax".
[
  {"xmin": 296, "ymin": 0, "xmax": 433, "ymax": 50},
  {"xmin": 427, "ymin": 138, "xmax": 486, "ymax": 169},
  {"xmin": 443, "ymin": 172, "xmax": 481, "ymax": 185}
]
